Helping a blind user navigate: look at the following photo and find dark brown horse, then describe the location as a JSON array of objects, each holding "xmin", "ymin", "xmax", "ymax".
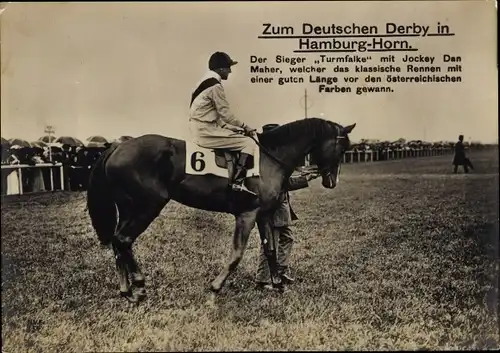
[{"xmin": 86, "ymin": 117, "xmax": 355, "ymax": 302}]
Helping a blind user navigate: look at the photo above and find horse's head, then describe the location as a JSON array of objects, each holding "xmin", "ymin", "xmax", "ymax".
[{"xmin": 310, "ymin": 122, "xmax": 356, "ymax": 189}]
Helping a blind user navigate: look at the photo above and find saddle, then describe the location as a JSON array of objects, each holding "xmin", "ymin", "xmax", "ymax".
[{"xmin": 213, "ymin": 149, "xmax": 254, "ymax": 177}]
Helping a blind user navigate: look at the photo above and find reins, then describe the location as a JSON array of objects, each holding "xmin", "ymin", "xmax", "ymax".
[
  {"xmin": 238, "ymin": 130, "xmax": 321, "ymax": 179},
  {"xmin": 246, "ymin": 133, "xmax": 295, "ymax": 171}
]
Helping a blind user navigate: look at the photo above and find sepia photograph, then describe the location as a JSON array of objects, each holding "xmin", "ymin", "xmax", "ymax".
[{"xmin": 1, "ymin": 1, "xmax": 498, "ymax": 351}]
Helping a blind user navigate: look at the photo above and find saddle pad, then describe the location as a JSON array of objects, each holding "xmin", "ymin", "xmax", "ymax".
[{"xmin": 185, "ymin": 140, "xmax": 260, "ymax": 178}]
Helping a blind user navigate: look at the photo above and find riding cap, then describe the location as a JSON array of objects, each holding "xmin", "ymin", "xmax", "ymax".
[{"xmin": 209, "ymin": 52, "xmax": 238, "ymax": 70}]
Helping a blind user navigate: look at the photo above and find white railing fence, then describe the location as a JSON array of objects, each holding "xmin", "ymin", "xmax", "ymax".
[
  {"xmin": 1, "ymin": 163, "xmax": 64, "ymax": 196},
  {"xmin": 341, "ymin": 147, "xmax": 455, "ymax": 163}
]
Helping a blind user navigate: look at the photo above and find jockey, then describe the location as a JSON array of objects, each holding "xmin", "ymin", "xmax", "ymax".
[{"xmin": 189, "ymin": 51, "xmax": 257, "ymax": 196}]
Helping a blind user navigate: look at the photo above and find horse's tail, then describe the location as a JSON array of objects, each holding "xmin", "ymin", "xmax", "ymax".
[{"xmin": 87, "ymin": 145, "xmax": 119, "ymax": 246}]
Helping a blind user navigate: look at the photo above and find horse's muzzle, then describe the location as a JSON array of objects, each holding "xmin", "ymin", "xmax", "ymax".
[{"xmin": 321, "ymin": 172, "xmax": 336, "ymax": 189}]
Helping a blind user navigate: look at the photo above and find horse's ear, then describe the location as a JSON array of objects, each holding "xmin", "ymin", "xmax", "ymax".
[{"xmin": 342, "ymin": 123, "xmax": 356, "ymax": 134}]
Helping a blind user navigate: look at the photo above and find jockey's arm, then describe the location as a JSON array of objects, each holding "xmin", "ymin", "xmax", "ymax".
[{"xmin": 210, "ymin": 84, "xmax": 249, "ymax": 130}]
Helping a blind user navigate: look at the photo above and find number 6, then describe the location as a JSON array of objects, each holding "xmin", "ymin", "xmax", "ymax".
[{"xmin": 190, "ymin": 151, "xmax": 206, "ymax": 172}]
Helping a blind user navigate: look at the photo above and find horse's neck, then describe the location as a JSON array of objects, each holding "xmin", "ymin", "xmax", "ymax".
[{"xmin": 266, "ymin": 133, "xmax": 317, "ymax": 172}]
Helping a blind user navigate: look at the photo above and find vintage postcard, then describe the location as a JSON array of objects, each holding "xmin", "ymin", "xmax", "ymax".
[{"xmin": 1, "ymin": 1, "xmax": 498, "ymax": 351}]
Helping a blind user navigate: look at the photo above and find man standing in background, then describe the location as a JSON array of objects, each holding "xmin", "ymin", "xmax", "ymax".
[{"xmin": 453, "ymin": 134, "xmax": 473, "ymax": 173}]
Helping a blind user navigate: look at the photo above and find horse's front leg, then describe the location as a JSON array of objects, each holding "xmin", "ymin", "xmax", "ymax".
[
  {"xmin": 256, "ymin": 213, "xmax": 283, "ymax": 291},
  {"xmin": 210, "ymin": 209, "xmax": 258, "ymax": 293}
]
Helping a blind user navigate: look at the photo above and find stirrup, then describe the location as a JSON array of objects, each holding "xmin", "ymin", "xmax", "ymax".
[{"xmin": 230, "ymin": 182, "xmax": 257, "ymax": 196}]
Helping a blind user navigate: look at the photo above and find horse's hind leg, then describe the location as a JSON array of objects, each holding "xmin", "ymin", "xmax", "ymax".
[
  {"xmin": 114, "ymin": 198, "xmax": 168, "ymax": 303},
  {"xmin": 112, "ymin": 243, "xmax": 131, "ymax": 298},
  {"xmin": 210, "ymin": 209, "xmax": 258, "ymax": 293},
  {"xmin": 123, "ymin": 246, "xmax": 146, "ymax": 299}
]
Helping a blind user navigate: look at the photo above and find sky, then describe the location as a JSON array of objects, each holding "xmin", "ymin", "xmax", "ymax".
[{"xmin": 0, "ymin": 1, "xmax": 498, "ymax": 144}]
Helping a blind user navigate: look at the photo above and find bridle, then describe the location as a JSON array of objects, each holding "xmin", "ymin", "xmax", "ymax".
[{"xmin": 314, "ymin": 135, "xmax": 347, "ymax": 180}]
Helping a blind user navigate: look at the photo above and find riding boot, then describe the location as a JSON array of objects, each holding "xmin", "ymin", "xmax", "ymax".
[{"xmin": 230, "ymin": 153, "xmax": 257, "ymax": 196}]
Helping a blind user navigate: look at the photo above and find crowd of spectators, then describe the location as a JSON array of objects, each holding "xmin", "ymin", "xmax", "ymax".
[{"xmin": 1, "ymin": 135, "xmax": 132, "ymax": 195}]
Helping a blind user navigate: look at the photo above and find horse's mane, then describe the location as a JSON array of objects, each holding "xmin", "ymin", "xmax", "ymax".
[{"xmin": 257, "ymin": 117, "xmax": 341, "ymax": 147}]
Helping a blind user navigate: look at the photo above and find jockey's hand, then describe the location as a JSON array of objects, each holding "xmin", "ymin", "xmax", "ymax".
[
  {"xmin": 242, "ymin": 124, "xmax": 256, "ymax": 136},
  {"xmin": 226, "ymin": 126, "xmax": 244, "ymax": 133}
]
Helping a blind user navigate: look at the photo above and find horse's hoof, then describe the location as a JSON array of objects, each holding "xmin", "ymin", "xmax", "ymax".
[
  {"xmin": 133, "ymin": 284, "xmax": 146, "ymax": 295},
  {"xmin": 120, "ymin": 289, "xmax": 133, "ymax": 298},
  {"xmin": 120, "ymin": 289, "xmax": 144, "ymax": 304},
  {"xmin": 209, "ymin": 282, "xmax": 222, "ymax": 294},
  {"xmin": 134, "ymin": 288, "xmax": 147, "ymax": 301},
  {"xmin": 120, "ymin": 290, "xmax": 138, "ymax": 303},
  {"xmin": 272, "ymin": 282, "xmax": 285, "ymax": 293},
  {"xmin": 209, "ymin": 285, "xmax": 221, "ymax": 294}
]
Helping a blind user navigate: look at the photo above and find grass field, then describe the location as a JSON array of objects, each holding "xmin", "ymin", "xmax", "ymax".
[{"xmin": 2, "ymin": 150, "xmax": 499, "ymax": 351}]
